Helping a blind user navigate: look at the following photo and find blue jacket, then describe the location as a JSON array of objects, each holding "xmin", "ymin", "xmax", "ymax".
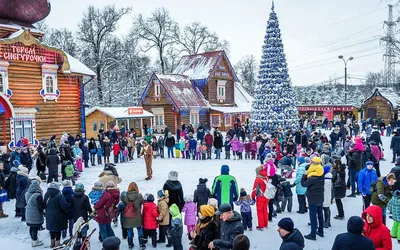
[
  {"xmin": 357, "ymin": 167, "xmax": 378, "ymax": 195},
  {"xmin": 279, "ymin": 156, "xmax": 292, "ymax": 167},
  {"xmin": 294, "ymin": 163, "xmax": 307, "ymax": 195},
  {"xmin": 97, "ymin": 147, "xmax": 103, "ymax": 157},
  {"xmin": 62, "ymin": 187, "xmax": 74, "ymax": 220},
  {"xmin": 189, "ymin": 139, "xmax": 197, "ymax": 151}
]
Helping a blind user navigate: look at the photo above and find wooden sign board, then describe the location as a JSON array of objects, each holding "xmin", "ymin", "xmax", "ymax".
[{"xmin": 128, "ymin": 107, "xmax": 143, "ymax": 115}]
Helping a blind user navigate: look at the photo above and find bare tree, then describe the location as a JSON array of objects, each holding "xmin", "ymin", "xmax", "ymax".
[
  {"xmin": 365, "ymin": 71, "xmax": 384, "ymax": 88},
  {"xmin": 235, "ymin": 55, "xmax": 258, "ymax": 94},
  {"xmin": 133, "ymin": 7, "xmax": 179, "ymax": 74},
  {"xmin": 175, "ymin": 22, "xmax": 230, "ymax": 55},
  {"xmin": 78, "ymin": 5, "xmax": 131, "ymax": 105},
  {"xmin": 44, "ymin": 28, "xmax": 78, "ymax": 57}
]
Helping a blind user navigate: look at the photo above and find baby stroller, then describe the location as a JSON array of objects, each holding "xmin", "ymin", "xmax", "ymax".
[{"xmin": 54, "ymin": 217, "xmax": 96, "ymax": 250}]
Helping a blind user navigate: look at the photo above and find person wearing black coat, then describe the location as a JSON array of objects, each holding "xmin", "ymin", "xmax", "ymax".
[
  {"xmin": 331, "ymin": 216, "xmax": 375, "ymax": 250},
  {"xmin": 88, "ymin": 138, "xmax": 97, "ymax": 166},
  {"xmin": 348, "ymin": 149, "xmax": 363, "ymax": 197},
  {"xmin": 20, "ymin": 147, "xmax": 33, "ymax": 173},
  {"xmin": 44, "ymin": 182, "xmax": 69, "ymax": 248},
  {"xmin": 329, "ymin": 131, "xmax": 341, "ymax": 151},
  {"xmin": 0, "ymin": 164, "xmax": 7, "ymax": 218},
  {"xmin": 5, "ymin": 166, "xmax": 18, "ymax": 201},
  {"xmin": 163, "ymin": 171, "xmax": 184, "ymax": 211},
  {"xmin": 390, "ymin": 131, "xmax": 400, "ymax": 163},
  {"xmin": 369, "ymin": 129, "xmax": 382, "ymax": 146},
  {"xmin": 301, "ymin": 133, "xmax": 308, "ymax": 149},
  {"xmin": 165, "ymin": 133, "xmax": 176, "ymax": 158},
  {"xmin": 277, "ymin": 218, "xmax": 305, "ymax": 250},
  {"xmin": 213, "ymin": 132, "xmax": 223, "ymax": 159},
  {"xmin": 301, "ymin": 171, "xmax": 324, "ymax": 240},
  {"xmin": 16, "ymin": 166, "xmax": 30, "ymax": 221},
  {"xmin": 332, "ymin": 160, "xmax": 346, "ymax": 220},
  {"xmin": 193, "ymin": 178, "xmax": 211, "ymax": 210},
  {"xmin": 46, "ymin": 149, "xmax": 60, "ymax": 183},
  {"xmin": 71, "ymin": 183, "xmax": 92, "ymax": 239}
]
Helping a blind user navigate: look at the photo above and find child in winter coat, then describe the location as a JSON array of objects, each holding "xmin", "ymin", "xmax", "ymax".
[
  {"xmin": 244, "ymin": 138, "xmax": 251, "ymax": 160},
  {"xmin": 224, "ymin": 137, "xmax": 231, "ymax": 160},
  {"xmin": 157, "ymin": 190, "xmax": 171, "ymax": 247},
  {"xmin": 179, "ymin": 138, "xmax": 185, "ymax": 159},
  {"xmin": 280, "ymin": 178, "xmax": 293, "ymax": 213},
  {"xmin": 306, "ymin": 157, "xmax": 324, "ymax": 178},
  {"xmin": 88, "ymin": 181, "xmax": 104, "ymax": 205},
  {"xmin": 231, "ymin": 136, "xmax": 240, "ymax": 160},
  {"xmin": 201, "ymin": 143, "xmax": 207, "ymax": 160},
  {"xmin": 123, "ymin": 147, "xmax": 129, "ymax": 162},
  {"xmin": 250, "ymin": 139, "xmax": 257, "ymax": 160},
  {"xmin": 358, "ymin": 161, "xmax": 378, "ymax": 210},
  {"xmin": 65, "ymin": 161, "xmax": 76, "ymax": 185},
  {"xmin": 193, "ymin": 178, "xmax": 211, "ymax": 211},
  {"xmin": 293, "ymin": 157, "xmax": 307, "ymax": 214},
  {"xmin": 234, "ymin": 189, "xmax": 255, "ymax": 231},
  {"xmin": 182, "ymin": 195, "xmax": 197, "ymax": 235},
  {"xmin": 387, "ymin": 190, "xmax": 400, "ymax": 243},
  {"xmin": 189, "ymin": 138, "xmax": 197, "ymax": 160},
  {"xmin": 237, "ymin": 138, "xmax": 244, "ymax": 160},
  {"xmin": 61, "ymin": 180, "xmax": 74, "ymax": 238},
  {"xmin": 185, "ymin": 140, "xmax": 190, "ymax": 159},
  {"xmin": 323, "ymin": 165, "xmax": 333, "ymax": 228},
  {"xmin": 386, "ymin": 124, "xmax": 392, "ymax": 137},
  {"xmin": 113, "ymin": 142, "xmax": 120, "ymax": 163},
  {"xmin": 97, "ymin": 144, "xmax": 103, "ymax": 165},
  {"xmin": 169, "ymin": 204, "xmax": 183, "ymax": 250},
  {"xmin": 142, "ymin": 194, "xmax": 160, "ymax": 248},
  {"xmin": 196, "ymin": 140, "xmax": 202, "ymax": 160}
]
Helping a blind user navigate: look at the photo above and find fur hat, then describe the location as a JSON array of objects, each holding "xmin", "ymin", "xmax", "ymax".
[
  {"xmin": 199, "ymin": 178, "xmax": 208, "ymax": 184},
  {"xmin": 62, "ymin": 180, "xmax": 72, "ymax": 188},
  {"xmin": 207, "ymin": 198, "xmax": 218, "ymax": 209},
  {"xmin": 102, "ymin": 236, "xmax": 121, "ymax": 250},
  {"xmin": 48, "ymin": 182, "xmax": 60, "ymax": 190},
  {"xmin": 168, "ymin": 171, "xmax": 179, "ymax": 181},
  {"xmin": 200, "ymin": 205, "xmax": 215, "ymax": 217},
  {"xmin": 29, "ymin": 176, "xmax": 41, "ymax": 183},
  {"xmin": 18, "ymin": 165, "xmax": 28, "ymax": 174}
]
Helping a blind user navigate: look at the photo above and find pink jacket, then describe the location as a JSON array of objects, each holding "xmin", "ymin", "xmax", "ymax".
[
  {"xmin": 370, "ymin": 145, "xmax": 382, "ymax": 162},
  {"xmin": 264, "ymin": 159, "xmax": 276, "ymax": 177},
  {"xmin": 237, "ymin": 142, "xmax": 244, "ymax": 153},
  {"xmin": 250, "ymin": 141, "xmax": 257, "ymax": 152},
  {"xmin": 182, "ymin": 201, "xmax": 197, "ymax": 226},
  {"xmin": 231, "ymin": 138, "xmax": 240, "ymax": 152}
]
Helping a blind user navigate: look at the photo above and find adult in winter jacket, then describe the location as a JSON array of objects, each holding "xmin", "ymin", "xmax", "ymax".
[
  {"xmin": 301, "ymin": 164, "xmax": 325, "ymax": 241},
  {"xmin": 193, "ymin": 178, "xmax": 211, "ymax": 210},
  {"xmin": 5, "ymin": 166, "xmax": 18, "ymax": 200},
  {"xmin": 332, "ymin": 160, "xmax": 346, "ymax": 219},
  {"xmin": 70, "ymin": 183, "xmax": 92, "ymax": 239},
  {"xmin": 331, "ymin": 216, "xmax": 375, "ymax": 250},
  {"xmin": 323, "ymin": 165, "xmax": 332, "ymax": 228},
  {"xmin": 16, "ymin": 166, "xmax": 30, "ymax": 221},
  {"xmin": 204, "ymin": 132, "xmax": 213, "ymax": 159},
  {"xmin": 163, "ymin": 171, "xmax": 184, "ymax": 211},
  {"xmin": 102, "ymin": 136, "xmax": 112, "ymax": 163},
  {"xmin": 358, "ymin": 161, "xmax": 378, "ymax": 210},
  {"xmin": 369, "ymin": 129, "xmax": 383, "ymax": 146},
  {"xmin": 25, "ymin": 179, "xmax": 45, "ymax": 247},
  {"xmin": 189, "ymin": 205, "xmax": 219, "ymax": 250},
  {"xmin": 141, "ymin": 141, "xmax": 153, "ymax": 180},
  {"xmin": 157, "ymin": 136, "xmax": 165, "ymax": 158},
  {"xmin": 362, "ymin": 205, "xmax": 392, "ymax": 250},
  {"xmin": 211, "ymin": 165, "xmax": 239, "ymax": 207},
  {"xmin": 371, "ymin": 173, "xmax": 396, "ymax": 225},
  {"xmin": 277, "ymin": 217, "xmax": 305, "ymax": 250},
  {"xmin": 94, "ymin": 181, "xmax": 120, "ymax": 241},
  {"xmin": 88, "ymin": 138, "xmax": 97, "ymax": 166},
  {"xmin": 120, "ymin": 182, "xmax": 145, "ymax": 249},
  {"xmin": 293, "ymin": 157, "xmax": 307, "ymax": 214},
  {"xmin": 209, "ymin": 203, "xmax": 244, "ymax": 250},
  {"xmin": 348, "ymin": 147, "xmax": 363, "ymax": 197},
  {"xmin": 20, "ymin": 147, "xmax": 32, "ymax": 172},
  {"xmin": 46, "ymin": 149, "xmax": 60, "ymax": 183},
  {"xmin": 251, "ymin": 168, "xmax": 269, "ymax": 229},
  {"xmin": 44, "ymin": 182, "xmax": 69, "ymax": 248},
  {"xmin": 213, "ymin": 132, "xmax": 223, "ymax": 159},
  {"xmin": 391, "ymin": 130, "xmax": 400, "ymax": 163},
  {"xmin": 165, "ymin": 133, "xmax": 176, "ymax": 158}
]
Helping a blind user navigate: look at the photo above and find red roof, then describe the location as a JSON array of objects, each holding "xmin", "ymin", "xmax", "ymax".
[
  {"xmin": 155, "ymin": 74, "xmax": 208, "ymax": 109},
  {"xmin": 0, "ymin": 0, "xmax": 50, "ymax": 24}
]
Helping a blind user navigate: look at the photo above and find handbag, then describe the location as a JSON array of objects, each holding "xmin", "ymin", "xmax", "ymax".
[{"xmin": 0, "ymin": 189, "xmax": 8, "ymax": 202}]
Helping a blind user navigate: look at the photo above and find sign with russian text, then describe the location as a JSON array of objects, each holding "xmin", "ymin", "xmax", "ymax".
[
  {"xmin": 297, "ymin": 106, "xmax": 354, "ymax": 112},
  {"xmin": 0, "ymin": 44, "xmax": 63, "ymax": 64},
  {"xmin": 127, "ymin": 107, "xmax": 144, "ymax": 115}
]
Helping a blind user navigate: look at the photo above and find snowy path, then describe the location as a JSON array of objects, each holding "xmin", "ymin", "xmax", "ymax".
[{"xmin": 0, "ymin": 132, "xmax": 398, "ymax": 249}]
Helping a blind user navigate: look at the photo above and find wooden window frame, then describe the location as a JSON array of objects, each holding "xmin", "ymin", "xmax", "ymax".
[{"xmin": 217, "ymin": 80, "xmax": 227, "ymax": 102}]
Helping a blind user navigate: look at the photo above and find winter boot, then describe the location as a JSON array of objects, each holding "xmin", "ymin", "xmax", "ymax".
[
  {"xmin": 54, "ymin": 240, "xmax": 61, "ymax": 247},
  {"xmin": 139, "ymin": 236, "xmax": 146, "ymax": 249},
  {"xmin": 122, "ymin": 228, "xmax": 128, "ymax": 239},
  {"xmin": 31, "ymin": 240, "xmax": 43, "ymax": 247},
  {"xmin": 50, "ymin": 239, "xmax": 55, "ymax": 248},
  {"xmin": 0, "ymin": 211, "xmax": 8, "ymax": 218}
]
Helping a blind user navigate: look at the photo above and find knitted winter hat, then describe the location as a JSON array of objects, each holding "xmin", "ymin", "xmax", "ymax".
[
  {"xmin": 200, "ymin": 205, "xmax": 215, "ymax": 217},
  {"xmin": 233, "ymin": 235, "xmax": 250, "ymax": 250},
  {"xmin": 102, "ymin": 236, "xmax": 121, "ymax": 250},
  {"xmin": 93, "ymin": 181, "xmax": 103, "ymax": 189},
  {"xmin": 62, "ymin": 180, "xmax": 72, "ymax": 188},
  {"xmin": 278, "ymin": 217, "xmax": 294, "ymax": 232},
  {"xmin": 199, "ymin": 178, "xmax": 208, "ymax": 184},
  {"xmin": 323, "ymin": 165, "xmax": 331, "ymax": 175},
  {"xmin": 240, "ymin": 188, "xmax": 247, "ymax": 197},
  {"xmin": 147, "ymin": 194, "xmax": 155, "ymax": 202},
  {"xmin": 75, "ymin": 183, "xmax": 85, "ymax": 192},
  {"xmin": 168, "ymin": 171, "xmax": 178, "ymax": 181},
  {"xmin": 48, "ymin": 182, "xmax": 60, "ymax": 190},
  {"xmin": 157, "ymin": 190, "xmax": 166, "ymax": 198},
  {"xmin": 297, "ymin": 156, "xmax": 305, "ymax": 164}
]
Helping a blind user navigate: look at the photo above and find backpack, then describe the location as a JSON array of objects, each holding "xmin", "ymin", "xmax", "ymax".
[
  {"xmin": 124, "ymin": 202, "xmax": 137, "ymax": 219},
  {"xmin": 263, "ymin": 179, "xmax": 277, "ymax": 199},
  {"xmin": 105, "ymin": 201, "xmax": 118, "ymax": 220},
  {"xmin": 369, "ymin": 180, "xmax": 378, "ymax": 194}
]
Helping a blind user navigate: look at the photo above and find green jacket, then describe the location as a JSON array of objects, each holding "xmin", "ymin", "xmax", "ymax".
[
  {"xmin": 169, "ymin": 203, "xmax": 183, "ymax": 236},
  {"xmin": 371, "ymin": 176, "xmax": 392, "ymax": 209},
  {"xmin": 65, "ymin": 164, "xmax": 74, "ymax": 177},
  {"xmin": 211, "ymin": 174, "xmax": 239, "ymax": 207},
  {"xmin": 122, "ymin": 191, "xmax": 144, "ymax": 229}
]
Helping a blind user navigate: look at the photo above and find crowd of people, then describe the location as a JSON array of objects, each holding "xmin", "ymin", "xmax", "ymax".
[{"xmin": 0, "ymin": 115, "xmax": 400, "ymax": 249}]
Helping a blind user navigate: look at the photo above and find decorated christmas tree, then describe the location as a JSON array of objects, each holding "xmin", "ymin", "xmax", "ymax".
[{"xmin": 250, "ymin": 1, "xmax": 298, "ymax": 133}]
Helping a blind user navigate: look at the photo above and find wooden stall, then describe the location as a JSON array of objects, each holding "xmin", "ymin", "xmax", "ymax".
[
  {"xmin": 297, "ymin": 105, "xmax": 359, "ymax": 123},
  {"xmin": 362, "ymin": 87, "xmax": 400, "ymax": 123},
  {"xmin": 85, "ymin": 107, "xmax": 154, "ymax": 139}
]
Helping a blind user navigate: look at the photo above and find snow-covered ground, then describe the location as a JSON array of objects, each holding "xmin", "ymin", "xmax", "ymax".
[{"xmin": 0, "ymin": 131, "xmax": 398, "ymax": 250}]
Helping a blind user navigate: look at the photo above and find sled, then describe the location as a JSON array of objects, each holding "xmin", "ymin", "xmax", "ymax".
[{"xmin": 53, "ymin": 217, "xmax": 92, "ymax": 250}]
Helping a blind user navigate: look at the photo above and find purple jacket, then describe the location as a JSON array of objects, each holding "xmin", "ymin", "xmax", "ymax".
[
  {"xmin": 237, "ymin": 142, "xmax": 244, "ymax": 153},
  {"xmin": 231, "ymin": 138, "xmax": 240, "ymax": 152},
  {"xmin": 182, "ymin": 201, "xmax": 197, "ymax": 226}
]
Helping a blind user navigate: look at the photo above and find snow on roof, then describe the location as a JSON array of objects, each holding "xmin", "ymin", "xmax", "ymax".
[
  {"xmin": 155, "ymin": 74, "xmax": 208, "ymax": 109},
  {"xmin": 8, "ymin": 29, "xmax": 24, "ymax": 39},
  {"xmin": 173, "ymin": 51, "xmax": 224, "ymax": 80},
  {"xmin": 63, "ymin": 52, "xmax": 96, "ymax": 76},
  {"xmin": 0, "ymin": 22, "xmax": 44, "ymax": 34},
  {"xmin": 365, "ymin": 87, "xmax": 400, "ymax": 108},
  {"xmin": 86, "ymin": 107, "xmax": 154, "ymax": 119},
  {"xmin": 210, "ymin": 82, "xmax": 253, "ymax": 114}
]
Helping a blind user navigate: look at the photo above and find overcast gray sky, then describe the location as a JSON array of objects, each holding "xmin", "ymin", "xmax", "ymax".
[{"xmin": 45, "ymin": 0, "xmax": 396, "ymax": 86}]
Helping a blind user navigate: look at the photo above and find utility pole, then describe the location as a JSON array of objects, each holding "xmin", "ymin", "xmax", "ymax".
[
  {"xmin": 338, "ymin": 55, "xmax": 353, "ymax": 105},
  {"xmin": 381, "ymin": 4, "xmax": 397, "ymax": 87}
]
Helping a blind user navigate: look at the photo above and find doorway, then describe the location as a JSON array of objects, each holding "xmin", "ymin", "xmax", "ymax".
[{"xmin": 367, "ymin": 108, "xmax": 377, "ymax": 119}]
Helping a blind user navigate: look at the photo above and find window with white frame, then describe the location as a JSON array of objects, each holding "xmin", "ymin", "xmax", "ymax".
[
  {"xmin": 0, "ymin": 60, "xmax": 10, "ymax": 97},
  {"xmin": 154, "ymin": 80, "xmax": 161, "ymax": 100},
  {"xmin": 155, "ymin": 115, "xmax": 164, "ymax": 126},
  {"xmin": 14, "ymin": 120, "xmax": 33, "ymax": 144},
  {"xmin": 41, "ymin": 64, "xmax": 59, "ymax": 101},
  {"xmin": 190, "ymin": 112, "xmax": 199, "ymax": 125},
  {"xmin": 217, "ymin": 80, "xmax": 227, "ymax": 102}
]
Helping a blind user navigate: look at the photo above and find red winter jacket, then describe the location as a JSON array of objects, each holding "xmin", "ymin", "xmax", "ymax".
[
  {"xmin": 244, "ymin": 142, "xmax": 251, "ymax": 152},
  {"xmin": 94, "ymin": 188, "xmax": 120, "ymax": 224},
  {"xmin": 250, "ymin": 141, "xmax": 257, "ymax": 152},
  {"xmin": 251, "ymin": 170, "xmax": 268, "ymax": 201},
  {"xmin": 204, "ymin": 134, "xmax": 213, "ymax": 146},
  {"xmin": 362, "ymin": 205, "xmax": 392, "ymax": 250},
  {"xmin": 142, "ymin": 202, "xmax": 160, "ymax": 230},
  {"xmin": 113, "ymin": 144, "xmax": 120, "ymax": 155}
]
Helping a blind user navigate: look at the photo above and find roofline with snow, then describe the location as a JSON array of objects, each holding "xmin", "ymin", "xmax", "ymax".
[
  {"xmin": 362, "ymin": 88, "xmax": 395, "ymax": 109},
  {"xmin": 86, "ymin": 106, "xmax": 155, "ymax": 119}
]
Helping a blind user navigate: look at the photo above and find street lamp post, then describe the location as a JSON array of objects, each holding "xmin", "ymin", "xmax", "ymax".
[{"xmin": 338, "ymin": 55, "xmax": 354, "ymax": 105}]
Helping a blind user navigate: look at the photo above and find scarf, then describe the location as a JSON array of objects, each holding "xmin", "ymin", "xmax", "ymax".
[{"xmin": 195, "ymin": 216, "xmax": 213, "ymax": 234}]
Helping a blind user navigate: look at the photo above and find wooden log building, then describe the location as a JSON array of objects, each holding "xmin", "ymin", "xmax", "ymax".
[
  {"xmin": 0, "ymin": 4, "xmax": 95, "ymax": 150},
  {"xmin": 362, "ymin": 87, "xmax": 400, "ymax": 122}
]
